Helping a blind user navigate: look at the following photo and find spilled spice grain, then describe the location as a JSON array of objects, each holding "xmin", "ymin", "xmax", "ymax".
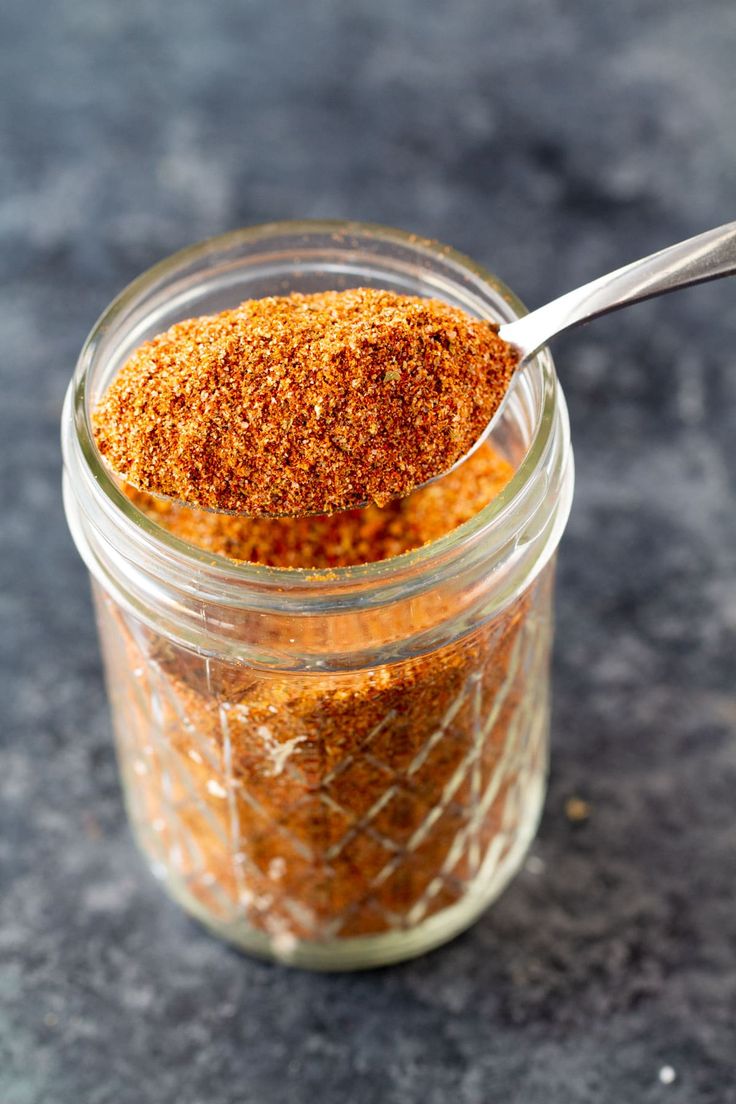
[{"xmin": 94, "ymin": 288, "xmax": 519, "ymax": 517}]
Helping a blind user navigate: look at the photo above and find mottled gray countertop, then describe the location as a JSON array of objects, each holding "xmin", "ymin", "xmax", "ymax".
[{"xmin": 2, "ymin": 1, "xmax": 736, "ymax": 1101}]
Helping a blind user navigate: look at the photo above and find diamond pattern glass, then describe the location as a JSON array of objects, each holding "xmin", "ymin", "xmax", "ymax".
[{"xmin": 93, "ymin": 563, "xmax": 554, "ymax": 967}]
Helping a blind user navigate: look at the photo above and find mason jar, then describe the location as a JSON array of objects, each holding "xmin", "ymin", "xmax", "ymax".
[{"xmin": 61, "ymin": 221, "xmax": 574, "ymax": 970}]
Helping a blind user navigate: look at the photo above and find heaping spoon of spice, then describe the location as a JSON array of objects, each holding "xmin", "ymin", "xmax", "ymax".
[{"xmin": 94, "ymin": 221, "xmax": 736, "ymax": 519}]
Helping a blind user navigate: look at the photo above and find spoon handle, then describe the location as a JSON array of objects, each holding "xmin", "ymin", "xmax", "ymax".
[{"xmin": 498, "ymin": 220, "xmax": 736, "ymax": 361}]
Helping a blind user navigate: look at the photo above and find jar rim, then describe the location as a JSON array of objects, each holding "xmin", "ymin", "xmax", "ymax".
[{"xmin": 66, "ymin": 219, "xmax": 560, "ymax": 598}]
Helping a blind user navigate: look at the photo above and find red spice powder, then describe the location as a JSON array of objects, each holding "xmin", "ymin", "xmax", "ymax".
[
  {"xmin": 94, "ymin": 288, "xmax": 519, "ymax": 518},
  {"xmin": 91, "ymin": 288, "xmax": 549, "ymax": 959}
]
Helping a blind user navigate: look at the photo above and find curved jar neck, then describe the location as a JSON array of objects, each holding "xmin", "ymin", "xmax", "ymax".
[{"xmin": 62, "ymin": 221, "xmax": 574, "ymax": 671}]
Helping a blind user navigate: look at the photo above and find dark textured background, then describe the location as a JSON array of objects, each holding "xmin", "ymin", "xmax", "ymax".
[{"xmin": 2, "ymin": 2, "xmax": 736, "ymax": 1101}]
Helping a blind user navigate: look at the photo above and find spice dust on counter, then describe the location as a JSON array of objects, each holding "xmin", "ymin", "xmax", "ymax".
[{"xmin": 94, "ymin": 288, "xmax": 519, "ymax": 517}]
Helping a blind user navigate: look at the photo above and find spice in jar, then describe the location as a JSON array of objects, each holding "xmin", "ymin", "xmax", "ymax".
[
  {"xmin": 127, "ymin": 439, "xmax": 514, "ymax": 568},
  {"xmin": 93, "ymin": 288, "xmax": 519, "ymax": 517},
  {"xmin": 90, "ymin": 284, "xmax": 550, "ymax": 958},
  {"xmin": 99, "ymin": 439, "xmax": 552, "ymax": 949}
]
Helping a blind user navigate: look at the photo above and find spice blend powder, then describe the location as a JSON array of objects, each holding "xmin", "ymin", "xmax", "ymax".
[
  {"xmin": 91, "ymin": 288, "xmax": 551, "ymax": 955},
  {"xmin": 96, "ymin": 569, "xmax": 552, "ymax": 947},
  {"xmin": 94, "ymin": 288, "xmax": 519, "ymax": 517}
]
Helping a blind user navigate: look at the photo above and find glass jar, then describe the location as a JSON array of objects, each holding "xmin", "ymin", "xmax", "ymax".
[{"xmin": 62, "ymin": 221, "xmax": 574, "ymax": 969}]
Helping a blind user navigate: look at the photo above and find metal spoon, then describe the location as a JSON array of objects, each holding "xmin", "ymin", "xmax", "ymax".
[
  {"xmin": 125, "ymin": 222, "xmax": 736, "ymax": 517},
  {"xmin": 435, "ymin": 219, "xmax": 736, "ymax": 483},
  {"xmin": 499, "ymin": 219, "xmax": 736, "ymax": 371}
]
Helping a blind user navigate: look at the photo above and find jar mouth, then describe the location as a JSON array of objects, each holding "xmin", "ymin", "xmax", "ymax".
[{"xmin": 66, "ymin": 219, "xmax": 559, "ymax": 595}]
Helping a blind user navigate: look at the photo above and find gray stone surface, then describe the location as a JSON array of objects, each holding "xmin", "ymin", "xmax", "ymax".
[{"xmin": 2, "ymin": 1, "xmax": 736, "ymax": 1101}]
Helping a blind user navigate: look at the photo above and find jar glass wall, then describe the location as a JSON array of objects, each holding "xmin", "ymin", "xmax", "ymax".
[{"xmin": 62, "ymin": 222, "xmax": 574, "ymax": 969}]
